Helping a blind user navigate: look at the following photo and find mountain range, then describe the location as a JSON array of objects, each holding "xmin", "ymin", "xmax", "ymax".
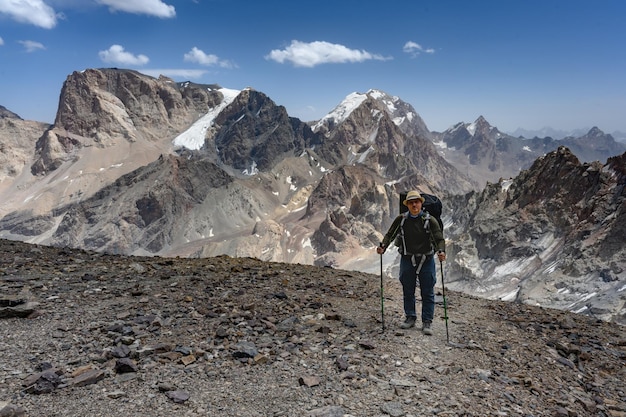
[
  {"xmin": 508, "ymin": 126, "xmax": 626, "ymax": 143},
  {"xmin": 0, "ymin": 68, "xmax": 624, "ymax": 325}
]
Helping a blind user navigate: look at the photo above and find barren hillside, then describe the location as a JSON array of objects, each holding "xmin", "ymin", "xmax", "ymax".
[{"xmin": 1, "ymin": 239, "xmax": 624, "ymax": 416}]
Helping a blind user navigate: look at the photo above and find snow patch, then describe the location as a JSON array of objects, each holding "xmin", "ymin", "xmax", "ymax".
[
  {"xmin": 574, "ymin": 306, "xmax": 589, "ymax": 314},
  {"xmin": 242, "ymin": 161, "xmax": 259, "ymax": 176},
  {"xmin": 500, "ymin": 179, "xmax": 513, "ymax": 192},
  {"xmin": 567, "ymin": 292, "xmax": 598, "ymax": 308},
  {"xmin": 173, "ymin": 88, "xmax": 241, "ymax": 150},
  {"xmin": 286, "ymin": 176, "xmax": 297, "ymax": 191},
  {"xmin": 492, "ymin": 257, "xmax": 534, "ymax": 278},
  {"xmin": 393, "ymin": 116, "xmax": 405, "ymax": 126},
  {"xmin": 434, "ymin": 140, "xmax": 448, "ymax": 149},
  {"xmin": 358, "ymin": 146, "xmax": 375, "ymax": 163},
  {"xmin": 500, "ymin": 288, "xmax": 519, "ymax": 302}
]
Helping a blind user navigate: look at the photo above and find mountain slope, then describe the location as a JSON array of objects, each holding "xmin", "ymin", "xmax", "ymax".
[
  {"xmin": 1, "ymin": 238, "xmax": 624, "ymax": 416},
  {"xmin": 446, "ymin": 147, "xmax": 626, "ymax": 324}
]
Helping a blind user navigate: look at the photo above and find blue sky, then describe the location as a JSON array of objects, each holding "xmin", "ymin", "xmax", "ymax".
[{"xmin": 1, "ymin": 0, "xmax": 625, "ymax": 134}]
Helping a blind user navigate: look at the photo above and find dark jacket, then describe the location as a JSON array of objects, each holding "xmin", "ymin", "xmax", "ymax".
[{"xmin": 381, "ymin": 211, "xmax": 445, "ymax": 255}]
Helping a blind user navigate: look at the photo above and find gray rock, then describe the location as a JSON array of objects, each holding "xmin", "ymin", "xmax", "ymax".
[
  {"xmin": 0, "ymin": 302, "xmax": 39, "ymax": 318},
  {"xmin": 306, "ymin": 405, "xmax": 345, "ymax": 417},
  {"xmin": 165, "ymin": 390, "xmax": 190, "ymax": 404},
  {"xmin": 70, "ymin": 369, "xmax": 106, "ymax": 387},
  {"xmin": 23, "ymin": 370, "xmax": 62, "ymax": 394},
  {"xmin": 0, "ymin": 403, "xmax": 27, "ymax": 417},
  {"xmin": 381, "ymin": 401, "xmax": 405, "ymax": 417}
]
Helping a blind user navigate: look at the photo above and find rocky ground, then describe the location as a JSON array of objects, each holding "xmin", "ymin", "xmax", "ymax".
[{"xmin": 0, "ymin": 238, "xmax": 625, "ymax": 417}]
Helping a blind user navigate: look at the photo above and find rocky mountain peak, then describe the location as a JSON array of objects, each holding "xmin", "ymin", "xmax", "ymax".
[
  {"xmin": 470, "ymin": 115, "xmax": 491, "ymax": 131},
  {"xmin": 584, "ymin": 126, "xmax": 604, "ymax": 138},
  {"xmin": 30, "ymin": 68, "xmax": 224, "ymax": 177},
  {"xmin": 0, "ymin": 110, "xmax": 49, "ymax": 184},
  {"xmin": 210, "ymin": 88, "xmax": 321, "ymax": 173},
  {"xmin": 0, "ymin": 105, "xmax": 22, "ymax": 120},
  {"xmin": 312, "ymin": 89, "xmax": 430, "ymax": 141},
  {"xmin": 447, "ymin": 145, "xmax": 626, "ymax": 324}
]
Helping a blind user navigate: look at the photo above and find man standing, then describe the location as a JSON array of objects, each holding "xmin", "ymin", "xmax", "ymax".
[{"xmin": 376, "ymin": 191, "xmax": 446, "ymax": 335}]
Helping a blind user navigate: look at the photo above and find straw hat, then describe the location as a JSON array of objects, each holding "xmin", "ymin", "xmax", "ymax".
[{"xmin": 402, "ymin": 190, "xmax": 425, "ymax": 206}]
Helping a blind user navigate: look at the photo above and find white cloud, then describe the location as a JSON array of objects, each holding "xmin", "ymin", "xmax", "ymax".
[
  {"xmin": 183, "ymin": 47, "xmax": 236, "ymax": 68},
  {"xmin": 403, "ymin": 41, "xmax": 435, "ymax": 58},
  {"xmin": 96, "ymin": 0, "xmax": 175, "ymax": 18},
  {"xmin": 18, "ymin": 40, "xmax": 45, "ymax": 52},
  {"xmin": 0, "ymin": 37, "xmax": 4, "ymax": 46},
  {"xmin": 0, "ymin": 0, "xmax": 58, "ymax": 28},
  {"xmin": 265, "ymin": 40, "xmax": 391, "ymax": 68},
  {"xmin": 138, "ymin": 69, "xmax": 207, "ymax": 79},
  {"xmin": 99, "ymin": 44, "xmax": 149, "ymax": 65}
]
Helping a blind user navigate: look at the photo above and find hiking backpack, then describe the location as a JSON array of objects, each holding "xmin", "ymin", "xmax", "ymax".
[{"xmin": 399, "ymin": 192, "xmax": 443, "ymax": 231}]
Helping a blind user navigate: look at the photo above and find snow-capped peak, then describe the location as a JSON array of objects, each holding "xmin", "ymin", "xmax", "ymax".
[{"xmin": 312, "ymin": 92, "xmax": 367, "ymax": 132}]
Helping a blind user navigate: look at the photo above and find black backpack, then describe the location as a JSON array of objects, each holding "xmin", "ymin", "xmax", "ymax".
[{"xmin": 399, "ymin": 192, "xmax": 443, "ymax": 231}]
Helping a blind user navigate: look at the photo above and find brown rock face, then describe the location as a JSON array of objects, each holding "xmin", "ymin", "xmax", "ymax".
[
  {"xmin": 31, "ymin": 69, "xmax": 222, "ymax": 176},
  {"xmin": 55, "ymin": 69, "xmax": 210, "ymax": 142},
  {"xmin": 213, "ymin": 89, "xmax": 321, "ymax": 172},
  {"xmin": 0, "ymin": 117, "xmax": 49, "ymax": 182}
]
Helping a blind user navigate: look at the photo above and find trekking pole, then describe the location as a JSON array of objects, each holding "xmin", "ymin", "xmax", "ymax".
[
  {"xmin": 440, "ymin": 259, "xmax": 449, "ymax": 343},
  {"xmin": 379, "ymin": 242, "xmax": 385, "ymax": 332}
]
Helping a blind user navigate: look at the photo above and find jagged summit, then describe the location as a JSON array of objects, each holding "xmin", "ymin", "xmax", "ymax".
[
  {"xmin": 312, "ymin": 91, "xmax": 367, "ymax": 131},
  {"xmin": 312, "ymin": 89, "xmax": 431, "ymax": 140},
  {"xmin": 435, "ymin": 117, "xmax": 625, "ymax": 186},
  {"xmin": 446, "ymin": 146, "xmax": 626, "ymax": 324}
]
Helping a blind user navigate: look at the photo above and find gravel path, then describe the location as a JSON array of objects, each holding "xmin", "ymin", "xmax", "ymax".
[{"xmin": 1, "ymin": 239, "xmax": 625, "ymax": 416}]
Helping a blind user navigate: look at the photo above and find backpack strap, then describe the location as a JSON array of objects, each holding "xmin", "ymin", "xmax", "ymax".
[
  {"xmin": 423, "ymin": 212, "xmax": 430, "ymax": 233},
  {"xmin": 398, "ymin": 212, "xmax": 408, "ymax": 255}
]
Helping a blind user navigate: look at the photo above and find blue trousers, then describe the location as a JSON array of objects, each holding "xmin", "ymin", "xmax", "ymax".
[{"xmin": 399, "ymin": 254, "xmax": 436, "ymax": 322}]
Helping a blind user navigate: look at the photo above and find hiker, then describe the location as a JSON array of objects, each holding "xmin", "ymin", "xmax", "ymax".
[{"xmin": 376, "ymin": 190, "xmax": 446, "ymax": 335}]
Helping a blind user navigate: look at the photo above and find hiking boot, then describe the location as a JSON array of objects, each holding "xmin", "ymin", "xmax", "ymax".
[
  {"xmin": 422, "ymin": 321, "xmax": 433, "ymax": 335},
  {"xmin": 400, "ymin": 316, "xmax": 416, "ymax": 329}
]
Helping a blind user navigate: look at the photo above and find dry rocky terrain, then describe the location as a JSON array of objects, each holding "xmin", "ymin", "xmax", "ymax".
[{"xmin": 1, "ymin": 238, "xmax": 624, "ymax": 417}]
